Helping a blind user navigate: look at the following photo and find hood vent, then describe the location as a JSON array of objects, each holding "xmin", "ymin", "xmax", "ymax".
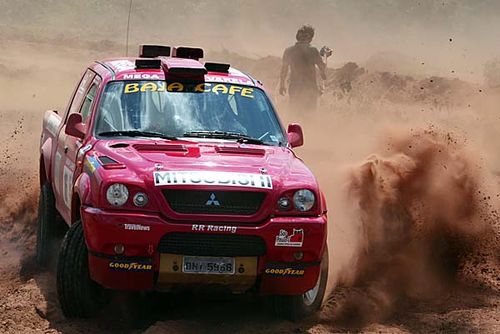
[
  {"xmin": 133, "ymin": 144, "xmax": 187, "ymax": 152},
  {"xmin": 98, "ymin": 156, "xmax": 125, "ymax": 169},
  {"xmin": 98, "ymin": 156, "xmax": 118, "ymax": 165},
  {"xmin": 109, "ymin": 143, "xmax": 129, "ymax": 148},
  {"xmin": 216, "ymin": 146, "xmax": 265, "ymax": 156}
]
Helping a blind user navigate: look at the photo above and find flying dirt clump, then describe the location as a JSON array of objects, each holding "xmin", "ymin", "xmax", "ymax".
[
  {"xmin": 327, "ymin": 127, "xmax": 500, "ymax": 326},
  {"xmin": 0, "ymin": 114, "xmax": 39, "ymax": 249}
]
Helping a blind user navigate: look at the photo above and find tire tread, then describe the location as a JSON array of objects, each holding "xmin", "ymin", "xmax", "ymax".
[
  {"xmin": 36, "ymin": 183, "xmax": 57, "ymax": 268},
  {"xmin": 272, "ymin": 248, "xmax": 329, "ymax": 321},
  {"xmin": 57, "ymin": 220, "xmax": 104, "ymax": 318}
]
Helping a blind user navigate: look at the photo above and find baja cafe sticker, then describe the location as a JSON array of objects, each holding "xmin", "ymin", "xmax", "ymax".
[
  {"xmin": 123, "ymin": 82, "xmax": 254, "ymax": 98},
  {"xmin": 275, "ymin": 228, "xmax": 304, "ymax": 247},
  {"xmin": 154, "ymin": 171, "xmax": 272, "ymax": 189}
]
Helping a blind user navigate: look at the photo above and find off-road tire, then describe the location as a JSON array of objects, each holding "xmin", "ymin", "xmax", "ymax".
[
  {"xmin": 272, "ymin": 248, "xmax": 329, "ymax": 321},
  {"xmin": 57, "ymin": 220, "xmax": 108, "ymax": 318},
  {"xmin": 36, "ymin": 183, "xmax": 57, "ymax": 268}
]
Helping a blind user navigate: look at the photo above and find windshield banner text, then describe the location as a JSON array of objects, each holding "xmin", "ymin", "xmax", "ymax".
[{"xmin": 124, "ymin": 82, "xmax": 254, "ymax": 98}]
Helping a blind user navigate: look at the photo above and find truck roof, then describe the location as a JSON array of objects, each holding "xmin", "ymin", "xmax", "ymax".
[{"xmin": 91, "ymin": 45, "xmax": 261, "ymax": 87}]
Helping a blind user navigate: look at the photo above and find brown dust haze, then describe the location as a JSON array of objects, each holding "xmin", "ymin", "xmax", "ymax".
[{"xmin": 0, "ymin": 1, "xmax": 499, "ymax": 333}]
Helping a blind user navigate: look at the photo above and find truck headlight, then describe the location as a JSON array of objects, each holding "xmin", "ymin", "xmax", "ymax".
[
  {"xmin": 293, "ymin": 189, "xmax": 315, "ymax": 212},
  {"xmin": 106, "ymin": 183, "xmax": 129, "ymax": 206}
]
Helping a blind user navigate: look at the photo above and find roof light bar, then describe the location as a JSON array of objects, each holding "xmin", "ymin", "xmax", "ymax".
[
  {"xmin": 139, "ymin": 45, "xmax": 171, "ymax": 58},
  {"xmin": 168, "ymin": 67, "xmax": 208, "ymax": 76},
  {"xmin": 173, "ymin": 47, "xmax": 204, "ymax": 60},
  {"xmin": 161, "ymin": 58, "xmax": 207, "ymax": 77},
  {"xmin": 135, "ymin": 59, "xmax": 161, "ymax": 69},
  {"xmin": 204, "ymin": 62, "xmax": 230, "ymax": 73}
]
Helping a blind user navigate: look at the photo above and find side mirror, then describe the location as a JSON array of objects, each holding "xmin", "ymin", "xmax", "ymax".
[
  {"xmin": 65, "ymin": 113, "xmax": 85, "ymax": 139},
  {"xmin": 287, "ymin": 123, "xmax": 304, "ymax": 148}
]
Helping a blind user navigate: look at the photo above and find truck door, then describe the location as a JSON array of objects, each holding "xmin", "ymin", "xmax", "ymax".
[{"xmin": 53, "ymin": 70, "xmax": 100, "ymax": 223}]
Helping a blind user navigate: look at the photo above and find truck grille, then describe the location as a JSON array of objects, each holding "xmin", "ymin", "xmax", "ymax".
[
  {"xmin": 162, "ymin": 190, "xmax": 266, "ymax": 215},
  {"xmin": 158, "ymin": 233, "xmax": 266, "ymax": 257}
]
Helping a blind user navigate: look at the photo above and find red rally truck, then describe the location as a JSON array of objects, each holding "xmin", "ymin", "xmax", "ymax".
[{"xmin": 37, "ymin": 45, "xmax": 328, "ymax": 320}]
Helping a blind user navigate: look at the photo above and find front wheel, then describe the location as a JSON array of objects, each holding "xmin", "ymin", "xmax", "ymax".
[
  {"xmin": 57, "ymin": 220, "xmax": 108, "ymax": 318},
  {"xmin": 272, "ymin": 248, "xmax": 329, "ymax": 320}
]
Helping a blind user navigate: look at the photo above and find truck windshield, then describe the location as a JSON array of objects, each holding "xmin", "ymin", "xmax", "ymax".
[{"xmin": 94, "ymin": 81, "xmax": 286, "ymax": 145}]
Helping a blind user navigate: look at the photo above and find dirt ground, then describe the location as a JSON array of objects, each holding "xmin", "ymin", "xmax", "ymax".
[{"xmin": 0, "ymin": 27, "xmax": 499, "ymax": 333}]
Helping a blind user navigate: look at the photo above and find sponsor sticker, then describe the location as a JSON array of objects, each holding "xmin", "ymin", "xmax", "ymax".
[
  {"xmin": 54, "ymin": 152, "xmax": 62, "ymax": 194},
  {"xmin": 122, "ymin": 73, "xmax": 161, "ymax": 80},
  {"xmin": 153, "ymin": 171, "xmax": 272, "ymax": 189},
  {"xmin": 192, "ymin": 224, "xmax": 237, "ymax": 234},
  {"xmin": 264, "ymin": 265, "xmax": 305, "ymax": 277},
  {"xmin": 84, "ymin": 156, "xmax": 100, "ymax": 174},
  {"xmin": 108, "ymin": 260, "xmax": 152, "ymax": 272},
  {"xmin": 275, "ymin": 229, "xmax": 304, "ymax": 247},
  {"xmin": 62, "ymin": 164, "xmax": 73, "ymax": 208},
  {"xmin": 108, "ymin": 60, "xmax": 134, "ymax": 71},
  {"xmin": 123, "ymin": 223, "xmax": 150, "ymax": 231},
  {"xmin": 205, "ymin": 75, "xmax": 254, "ymax": 85},
  {"xmin": 123, "ymin": 82, "xmax": 254, "ymax": 98}
]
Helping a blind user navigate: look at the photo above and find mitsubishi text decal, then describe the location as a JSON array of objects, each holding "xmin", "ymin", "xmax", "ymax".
[{"xmin": 153, "ymin": 171, "xmax": 272, "ymax": 189}]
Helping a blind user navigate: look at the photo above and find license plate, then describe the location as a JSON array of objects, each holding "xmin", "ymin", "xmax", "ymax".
[{"xmin": 182, "ymin": 256, "xmax": 235, "ymax": 275}]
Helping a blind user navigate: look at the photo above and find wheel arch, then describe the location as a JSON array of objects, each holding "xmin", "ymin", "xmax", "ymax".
[
  {"xmin": 72, "ymin": 172, "xmax": 92, "ymax": 225},
  {"xmin": 39, "ymin": 157, "xmax": 48, "ymax": 187},
  {"xmin": 40, "ymin": 138, "xmax": 53, "ymax": 187},
  {"xmin": 71, "ymin": 194, "xmax": 81, "ymax": 225}
]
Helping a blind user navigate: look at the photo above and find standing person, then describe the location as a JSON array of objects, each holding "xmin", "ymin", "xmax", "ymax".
[{"xmin": 279, "ymin": 25, "xmax": 329, "ymax": 113}]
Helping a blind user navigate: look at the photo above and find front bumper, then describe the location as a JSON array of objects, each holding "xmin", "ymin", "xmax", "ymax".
[{"xmin": 82, "ymin": 206, "xmax": 327, "ymax": 295}]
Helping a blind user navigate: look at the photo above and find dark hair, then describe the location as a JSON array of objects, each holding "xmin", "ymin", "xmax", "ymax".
[{"xmin": 296, "ymin": 25, "xmax": 315, "ymax": 42}]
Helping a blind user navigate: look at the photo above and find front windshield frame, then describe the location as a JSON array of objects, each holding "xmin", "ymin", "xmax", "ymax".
[{"xmin": 92, "ymin": 80, "xmax": 288, "ymax": 146}]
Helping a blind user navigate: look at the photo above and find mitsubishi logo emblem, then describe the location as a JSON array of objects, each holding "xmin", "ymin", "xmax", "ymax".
[{"xmin": 205, "ymin": 193, "xmax": 220, "ymax": 206}]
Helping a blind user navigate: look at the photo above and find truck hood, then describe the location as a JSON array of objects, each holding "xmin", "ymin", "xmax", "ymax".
[{"xmin": 90, "ymin": 138, "xmax": 318, "ymax": 193}]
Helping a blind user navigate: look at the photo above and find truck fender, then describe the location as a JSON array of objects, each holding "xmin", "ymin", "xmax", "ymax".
[
  {"xmin": 40, "ymin": 139, "xmax": 53, "ymax": 185},
  {"xmin": 75, "ymin": 172, "xmax": 92, "ymax": 207},
  {"xmin": 71, "ymin": 173, "xmax": 92, "ymax": 224},
  {"xmin": 40, "ymin": 110, "xmax": 62, "ymax": 185},
  {"xmin": 320, "ymin": 190, "xmax": 328, "ymax": 216}
]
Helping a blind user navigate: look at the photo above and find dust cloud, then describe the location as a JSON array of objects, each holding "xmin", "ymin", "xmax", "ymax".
[{"xmin": 318, "ymin": 127, "xmax": 500, "ymax": 326}]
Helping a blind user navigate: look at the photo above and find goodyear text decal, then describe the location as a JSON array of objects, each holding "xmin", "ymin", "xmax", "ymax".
[
  {"xmin": 109, "ymin": 261, "xmax": 153, "ymax": 272},
  {"xmin": 124, "ymin": 82, "xmax": 254, "ymax": 98},
  {"xmin": 264, "ymin": 267, "xmax": 305, "ymax": 277}
]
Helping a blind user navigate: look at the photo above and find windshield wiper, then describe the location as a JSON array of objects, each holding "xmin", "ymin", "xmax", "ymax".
[
  {"xmin": 98, "ymin": 130, "xmax": 177, "ymax": 140},
  {"xmin": 182, "ymin": 131, "xmax": 268, "ymax": 145}
]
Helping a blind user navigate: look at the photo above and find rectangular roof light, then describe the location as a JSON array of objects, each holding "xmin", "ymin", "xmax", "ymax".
[
  {"xmin": 139, "ymin": 45, "xmax": 171, "ymax": 58},
  {"xmin": 135, "ymin": 59, "xmax": 161, "ymax": 69},
  {"xmin": 204, "ymin": 62, "xmax": 230, "ymax": 73},
  {"xmin": 173, "ymin": 47, "xmax": 204, "ymax": 60}
]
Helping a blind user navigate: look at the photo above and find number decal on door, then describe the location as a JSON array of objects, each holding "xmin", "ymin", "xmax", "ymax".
[
  {"xmin": 54, "ymin": 152, "xmax": 62, "ymax": 194},
  {"xmin": 63, "ymin": 165, "xmax": 73, "ymax": 208}
]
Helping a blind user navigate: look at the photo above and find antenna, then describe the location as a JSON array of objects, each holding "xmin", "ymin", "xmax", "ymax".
[{"xmin": 125, "ymin": 0, "xmax": 133, "ymax": 56}]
